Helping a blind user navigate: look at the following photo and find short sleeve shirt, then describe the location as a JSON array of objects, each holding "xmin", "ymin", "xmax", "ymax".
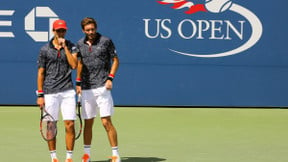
[
  {"xmin": 77, "ymin": 33, "xmax": 118, "ymax": 90},
  {"xmin": 37, "ymin": 38, "xmax": 79, "ymax": 94}
]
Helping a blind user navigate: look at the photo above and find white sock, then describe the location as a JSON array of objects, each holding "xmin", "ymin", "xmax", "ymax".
[
  {"xmin": 50, "ymin": 150, "xmax": 57, "ymax": 159},
  {"xmin": 66, "ymin": 150, "xmax": 73, "ymax": 159},
  {"xmin": 84, "ymin": 145, "xmax": 91, "ymax": 156},
  {"xmin": 112, "ymin": 146, "xmax": 119, "ymax": 156}
]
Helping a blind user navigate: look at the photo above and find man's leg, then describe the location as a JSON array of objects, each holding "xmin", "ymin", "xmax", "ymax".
[
  {"xmin": 61, "ymin": 89, "xmax": 76, "ymax": 162},
  {"xmin": 81, "ymin": 89, "xmax": 98, "ymax": 162},
  {"xmin": 64, "ymin": 120, "xmax": 75, "ymax": 161},
  {"xmin": 81, "ymin": 118, "xmax": 94, "ymax": 162},
  {"xmin": 101, "ymin": 117, "xmax": 118, "ymax": 147},
  {"xmin": 101, "ymin": 117, "xmax": 120, "ymax": 162},
  {"xmin": 48, "ymin": 138, "xmax": 58, "ymax": 161},
  {"xmin": 84, "ymin": 118, "xmax": 94, "ymax": 145},
  {"xmin": 45, "ymin": 93, "xmax": 60, "ymax": 162}
]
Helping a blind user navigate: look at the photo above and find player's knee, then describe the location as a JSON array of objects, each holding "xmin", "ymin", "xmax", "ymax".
[
  {"xmin": 64, "ymin": 120, "xmax": 75, "ymax": 130},
  {"xmin": 102, "ymin": 120, "xmax": 113, "ymax": 131}
]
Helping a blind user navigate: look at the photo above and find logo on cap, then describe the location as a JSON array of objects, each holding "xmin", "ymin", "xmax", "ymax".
[{"xmin": 53, "ymin": 19, "xmax": 68, "ymax": 30}]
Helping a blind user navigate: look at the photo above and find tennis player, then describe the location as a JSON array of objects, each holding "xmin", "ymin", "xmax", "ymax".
[
  {"xmin": 36, "ymin": 19, "xmax": 78, "ymax": 162},
  {"xmin": 75, "ymin": 17, "xmax": 121, "ymax": 162}
]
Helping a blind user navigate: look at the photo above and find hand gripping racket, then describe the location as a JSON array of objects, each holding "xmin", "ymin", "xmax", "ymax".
[
  {"xmin": 75, "ymin": 94, "xmax": 83, "ymax": 140},
  {"xmin": 40, "ymin": 106, "xmax": 57, "ymax": 141}
]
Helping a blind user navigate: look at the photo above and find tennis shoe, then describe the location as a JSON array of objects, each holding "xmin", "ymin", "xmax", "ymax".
[
  {"xmin": 65, "ymin": 158, "xmax": 73, "ymax": 162},
  {"xmin": 52, "ymin": 158, "xmax": 59, "ymax": 162},
  {"xmin": 82, "ymin": 153, "xmax": 90, "ymax": 162},
  {"xmin": 109, "ymin": 156, "xmax": 121, "ymax": 162}
]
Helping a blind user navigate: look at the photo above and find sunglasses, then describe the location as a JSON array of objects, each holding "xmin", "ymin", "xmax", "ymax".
[{"xmin": 55, "ymin": 29, "xmax": 67, "ymax": 33}]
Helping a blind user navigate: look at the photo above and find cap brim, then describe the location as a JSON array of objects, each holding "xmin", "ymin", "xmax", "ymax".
[{"xmin": 54, "ymin": 26, "xmax": 68, "ymax": 30}]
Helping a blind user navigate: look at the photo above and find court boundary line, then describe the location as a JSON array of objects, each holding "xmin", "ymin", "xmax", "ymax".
[{"xmin": 0, "ymin": 104, "xmax": 287, "ymax": 109}]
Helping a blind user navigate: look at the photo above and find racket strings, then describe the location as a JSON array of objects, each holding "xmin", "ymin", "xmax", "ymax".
[{"xmin": 41, "ymin": 115, "xmax": 57, "ymax": 141}]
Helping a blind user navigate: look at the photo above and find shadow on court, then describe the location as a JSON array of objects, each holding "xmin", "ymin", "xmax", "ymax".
[{"xmin": 92, "ymin": 156, "xmax": 167, "ymax": 162}]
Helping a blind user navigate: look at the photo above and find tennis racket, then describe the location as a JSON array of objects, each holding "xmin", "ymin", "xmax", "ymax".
[
  {"xmin": 40, "ymin": 106, "xmax": 57, "ymax": 141},
  {"xmin": 75, "ymin": 94, "xmax": 83, "ymax": 140}
]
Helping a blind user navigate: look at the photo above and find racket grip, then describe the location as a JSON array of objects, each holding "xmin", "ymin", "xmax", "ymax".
[{"xmin": 77, "ymin": 94, "xmax": 82, "ymax": 103}]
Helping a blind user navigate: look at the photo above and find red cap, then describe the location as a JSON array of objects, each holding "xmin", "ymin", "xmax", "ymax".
[{"xmin": 53, "ymin": 19, "xmax": 68, "ymax": 30}]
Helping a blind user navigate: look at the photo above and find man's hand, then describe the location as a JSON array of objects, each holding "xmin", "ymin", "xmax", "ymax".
[
  {"xmin": 58, "ymin": 38, "xmax": 66, "ymax": 48},
  {"xmin": 37, "ymin": 97, "xmax": 45, "ymax": 108},
  {"xmin": 76, "ymin": 86, "xmax": 82, "ymax": 94},
  {"xmin": 105, "ymin": 80, "xmax": 113, "ymax": 90}
]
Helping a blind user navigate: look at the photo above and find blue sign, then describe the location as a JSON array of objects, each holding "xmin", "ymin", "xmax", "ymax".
[{"xmin": 1, "ymin": 0, "xmax": 288, "ymax": 107}]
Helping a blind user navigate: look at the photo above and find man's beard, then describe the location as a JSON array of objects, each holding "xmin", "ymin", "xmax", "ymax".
[{"xmin": 87, "ymin": 34, "xmax": 96, "ymax": 40}]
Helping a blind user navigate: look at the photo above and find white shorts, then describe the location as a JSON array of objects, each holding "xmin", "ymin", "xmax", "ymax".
[
  {"xmin": 44, "ymin": 89, "xmax": 76, "ymax": 121},
  {"xmin": 81, "ymin": 86, "xmax": 114, "ymax": 119}
]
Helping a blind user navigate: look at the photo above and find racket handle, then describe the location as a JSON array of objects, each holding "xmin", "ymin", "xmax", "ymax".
[{"xmin": 77, "ymin": 94, "xmax": 82, "ymax": 103}]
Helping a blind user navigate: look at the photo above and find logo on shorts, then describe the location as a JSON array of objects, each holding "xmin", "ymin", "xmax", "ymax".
[{"xmin": 143, "ymin": 0, "xmax": 263, "ymax": 58}]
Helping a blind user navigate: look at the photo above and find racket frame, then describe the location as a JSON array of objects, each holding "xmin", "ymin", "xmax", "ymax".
[
  {"xmin": 75, "ymin": 94, "xmax": 83, "ymax": 140},
  {"xmin": 40, "ymin": 107, "xmax": 57, "ymax": 141}
]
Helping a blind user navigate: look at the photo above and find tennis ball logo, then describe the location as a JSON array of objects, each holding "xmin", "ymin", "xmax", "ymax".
[{"xmin": 205, "ymin": 0, "xmax": 233, "ymax": 13}]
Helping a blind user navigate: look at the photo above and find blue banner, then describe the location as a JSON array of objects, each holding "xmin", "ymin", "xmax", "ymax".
[{"xmin": 1, "ymin": 0, "xmax": 288, "ymax": 106}]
